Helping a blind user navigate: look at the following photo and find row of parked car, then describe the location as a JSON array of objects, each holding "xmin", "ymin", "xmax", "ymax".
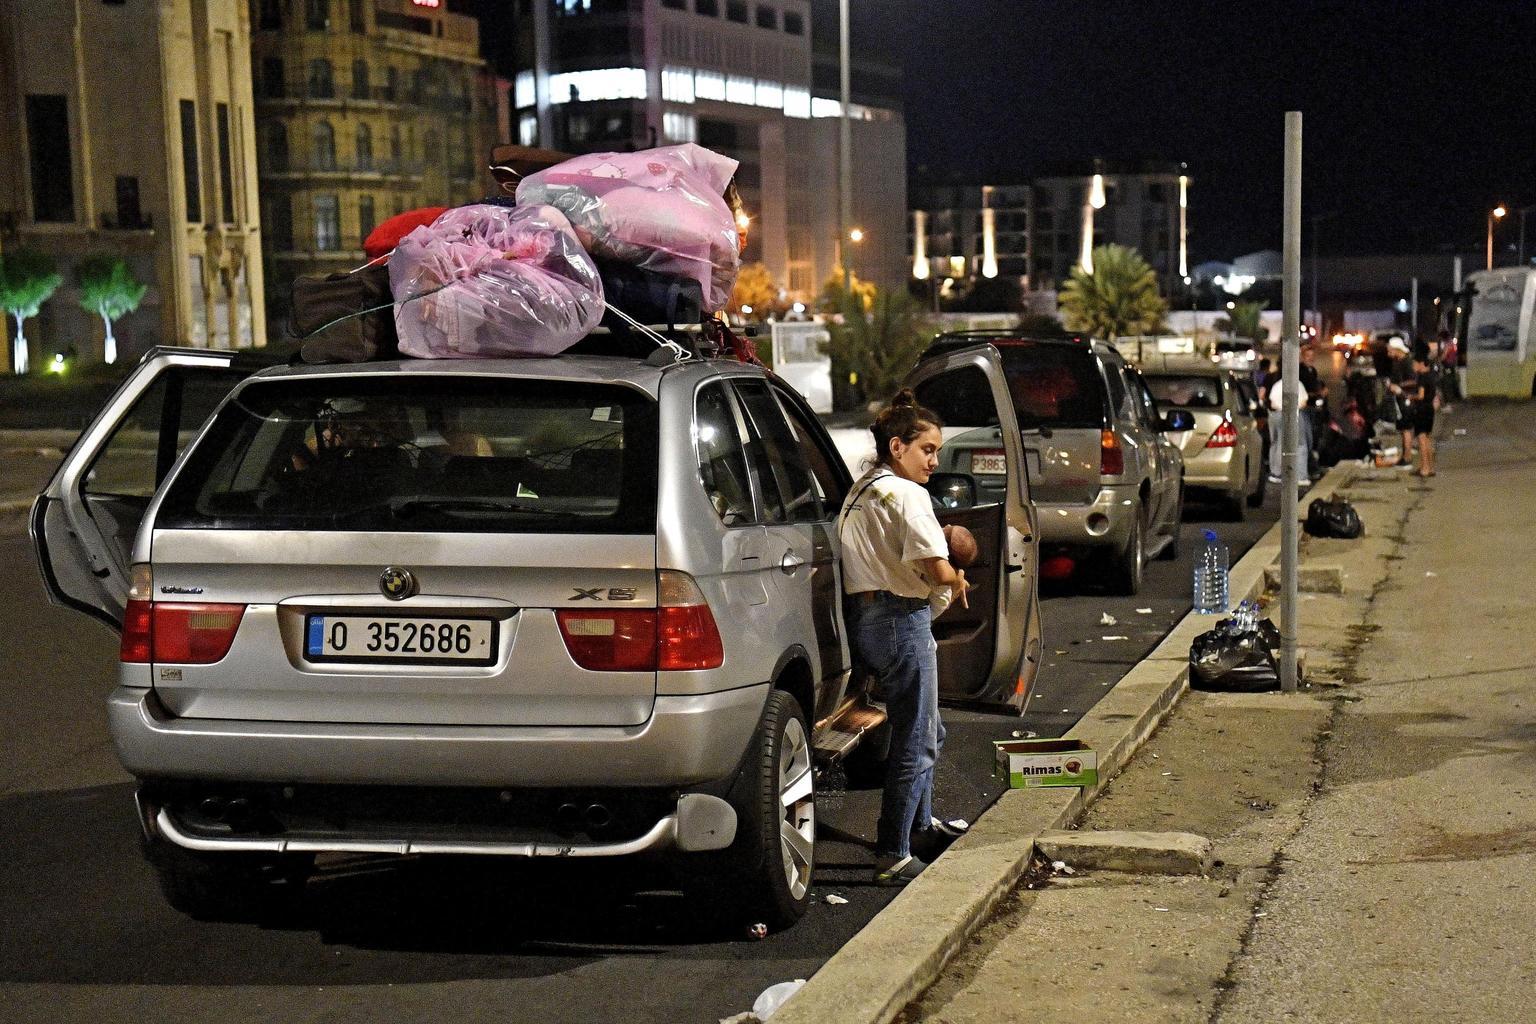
[{"xmin": 30, "ymin": 327, "xmax": 1264, "ymax": 931}]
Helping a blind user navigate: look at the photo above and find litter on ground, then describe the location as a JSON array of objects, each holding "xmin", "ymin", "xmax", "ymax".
[
  {"xmin": 825, "ymin": 894, "xmax": 848, "ymax": 906},
  {"xmin": 1136, "ymin": 608, "xmax": 1153, "ymax": 614},
  {"xmin": 1100, "ymin": 612, "xmax": 1118, "ymax": 626}
]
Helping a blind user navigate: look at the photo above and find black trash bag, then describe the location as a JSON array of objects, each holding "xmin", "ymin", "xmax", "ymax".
[
  {"xmin": 1305, "ymin": 496, "xmax": 1363, "ymax": 539},
  {"xmin": 1189, "ymin": 616, "xmax": 1282, "ymax": 692}
]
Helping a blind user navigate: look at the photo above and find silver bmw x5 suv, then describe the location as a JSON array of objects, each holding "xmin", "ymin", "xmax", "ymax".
[{"xmin": 33, "ymin": 340, "xmax": 1043, "ymax": 929}]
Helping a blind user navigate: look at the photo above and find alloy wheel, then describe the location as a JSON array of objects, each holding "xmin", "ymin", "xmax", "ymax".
[{"xmin": 777, "ymin": 716, "xmax": 815, "ymax": 901}]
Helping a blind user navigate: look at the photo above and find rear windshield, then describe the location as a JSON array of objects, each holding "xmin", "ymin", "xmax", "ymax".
[
  {"xmin": 999, "ymin": 345, "xmax": 1107, "ymax": 430},
  {"xmin": 157, "ymin": 376, "xmax": 659, "ymax": 533},
  {"xmin": 1145, "ymin": 375, "xmax": 1224, "ymax": 409}
]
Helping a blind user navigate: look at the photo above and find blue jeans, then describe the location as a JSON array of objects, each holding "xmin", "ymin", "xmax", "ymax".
[{"xmin": 847, "ymin": 593, "xmax": 945, "ymax": 859}]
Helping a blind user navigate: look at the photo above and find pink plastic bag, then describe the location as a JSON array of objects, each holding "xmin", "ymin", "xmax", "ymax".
[
  {"xmin": 515, "ymin": 143, "xmax": 741, "ymax": 309},
  {"xmin": 389, "ymin": 204, "xmax": 604, "ymax": 359}
]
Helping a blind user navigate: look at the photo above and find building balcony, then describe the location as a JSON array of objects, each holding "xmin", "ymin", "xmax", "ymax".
[
  {"xmin": 261, "ymin": 157, "xmax": 428, "ymax": 182},
  {"xmin": 257, "ymin": 83, "xmax": 474, "ymax": 116}
]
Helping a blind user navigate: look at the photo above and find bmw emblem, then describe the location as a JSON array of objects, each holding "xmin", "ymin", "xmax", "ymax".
[{"xmin": 379, "ymin": 567, "xmax": 417, "ymax": 600}]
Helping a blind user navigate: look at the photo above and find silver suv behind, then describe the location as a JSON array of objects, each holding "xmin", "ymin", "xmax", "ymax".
[{"xmin": 34, "ymin": 342, "xmax": 1042, "ymax": 929}]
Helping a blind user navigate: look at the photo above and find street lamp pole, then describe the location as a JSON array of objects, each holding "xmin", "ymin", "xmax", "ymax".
[
  {"xmin": 837, "ymin": 0, "xmax": 852, "ymax": 285},
  {"xmin": 1487, "ymin": 204, "xmax": 1507, "ymax": 271}
]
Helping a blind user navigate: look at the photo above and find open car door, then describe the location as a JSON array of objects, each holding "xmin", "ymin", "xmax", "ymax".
[
  {"xmin": 904, "ymin": 344, "xmax": 1042, "ymax": 711},
  {"xmin": 30, "ymin": 347, "xmax": 257, "ymax": 630}
]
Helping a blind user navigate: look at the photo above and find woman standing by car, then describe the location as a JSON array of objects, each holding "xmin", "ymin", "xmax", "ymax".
[{"xmin": 839, "ymin": 390, "xmax": 970, "ymax": 886}]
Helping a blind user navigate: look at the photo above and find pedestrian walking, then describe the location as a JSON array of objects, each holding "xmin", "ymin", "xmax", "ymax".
[
  {"xmin": 838, "ymin": 389, "xmax": 971, "ymax": 886},
  {"xmin": 1400, "ymin": 343, "xmax": 1441, "ymax": 477},
  {"xmin": 1384, "ymin": 336, "xmax": 1416, "ymax": 467}
]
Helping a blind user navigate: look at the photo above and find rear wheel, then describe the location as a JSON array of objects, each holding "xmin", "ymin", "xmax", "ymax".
[
  {"xmin": 1159, "ymin": 486, "xmax": 1185, "ymax": 560},
  {"xmin": 1224, "ymin": 488, "xmax": 1247, "ymax": 521},
  {"xmin": 1248, "ymin": 466, "xmax": 1267, "ymax": 507},
  {"xmin": 695, "ymin": 690, "xmax": 815, "ymax": 931},
  {"xmin": 1109, "ymin": 505, "xmax": 1145, "ymax": 595}
]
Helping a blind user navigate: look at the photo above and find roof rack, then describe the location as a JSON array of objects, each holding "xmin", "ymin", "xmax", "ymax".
[{"xmin": 925, "ymin": 328, "xmax": 1089, "ymax": 355}]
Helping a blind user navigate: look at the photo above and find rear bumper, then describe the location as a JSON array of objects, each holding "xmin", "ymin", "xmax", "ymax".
[
  {"xmin": 1036, "ymin": 485, "xmax": 1137, "ymax": 549},
  {"xmin": 109, "ymin": 683, "xmax": 769, "ymax": 788},
  {"xmin": 1181, "ymin": 447, "xmax": 1244, "ymax": 491}
]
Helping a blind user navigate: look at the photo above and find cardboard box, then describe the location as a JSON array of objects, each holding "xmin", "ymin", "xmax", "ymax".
[{"xmin": 994, "ymin": 738, "xmax": 1098, "ymax": 789}]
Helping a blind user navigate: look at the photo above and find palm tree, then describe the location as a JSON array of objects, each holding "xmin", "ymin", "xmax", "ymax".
[
  {"xmin": 0, "ymin": 249, "xmax": 64, "ymax": 374},
  {"xmin": 1059, "ymin": 244, "xmax": 1168, "ymax": 340},
  {"xmin": 76, "ymin": 256, "xmax": 148, "ymax": 364}
]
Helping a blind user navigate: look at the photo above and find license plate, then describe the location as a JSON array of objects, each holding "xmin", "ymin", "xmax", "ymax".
[
  {"xmin": 305, "ymin": 615, "xmax": 498, "ymax": 665},
  {"xmin": 970, "ymin": 450, "xmax": 1007, "ymax": 475}
]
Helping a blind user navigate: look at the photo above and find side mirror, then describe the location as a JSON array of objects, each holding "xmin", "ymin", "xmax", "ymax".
[
  {"xmin": 928, "ymin": 472, "xmax": 978, "ymax": 509},
  {"xmin": 1161, "ymin": 410, "xmax": 1196, "ymax": 432}
]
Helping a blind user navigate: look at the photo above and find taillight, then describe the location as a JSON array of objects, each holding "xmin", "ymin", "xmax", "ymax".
[
  {"xmin": 119, "ymin": 563, "xmax": 245, "ymax": 665},
  {"xmin": 1205, "ymin": 418, "xmax": 1238, "ymax": 448},
  {"xmin": 657, "ymin": 570, "xmax": 724, "ymax": 670},
  {"xmin": 152, "ymin": 604, "xmax": 247, "ymax": 664},
  {"xmin": 1099, "ymin": 429, "xmax": 1124, "ymax": 476},
  {"xmin": 556, "ymin": 609, "xmax": 658, "ymax": 671},
  {"xmin": 555, "ymin": 571, "xmax": 724, "ymax": 672}
]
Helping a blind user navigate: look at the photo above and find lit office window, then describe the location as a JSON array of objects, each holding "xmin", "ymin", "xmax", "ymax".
[
  {"xmin": 810, "ymin": 97, "xmax": 841, "ymax": 118},
  {"xmin": 662, "ymin": 65, "xmax": 696, "ymax": 103},
  {"xmin": 754, "ymin": 80, "xmax": 783, "ymax": 109},
  {"xmin": 782, "ymin": 86, "xmax": 810, "ymax": 119},
  {"xmin": 725, "ymin": 74, "xmax": 754, "ymax": 105},
  {"xmin": 547, "ymin": 68, "xmax": 647, "ymax": 103},
  {"xmin": 695, "ymin": 69, "xmax": 726, "ymax": 101},
  {"xmin": 663, "ymin": 110, "xmax": 697, "ymax": 143},
  {"xmin": 514, "ymin": 71, "xmax": 534, "ymax": 109}
]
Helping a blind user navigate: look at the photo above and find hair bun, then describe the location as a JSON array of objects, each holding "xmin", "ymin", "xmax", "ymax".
[{"xmin": 890, "ymin": 388, "xmax": 917, "ymax": 408}]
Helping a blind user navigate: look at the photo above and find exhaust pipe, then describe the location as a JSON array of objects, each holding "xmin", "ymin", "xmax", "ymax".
[{"xmin": 584, "ymin": 803, "xmax": 612, "ymax": 830}]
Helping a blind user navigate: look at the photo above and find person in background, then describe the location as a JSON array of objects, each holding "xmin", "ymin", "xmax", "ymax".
[
  {"xmin": 839, "ymin": 390, "xmax": 970, "ymax": 886},
  {"xmin": 1437, "ymin": 329, "xmax": 1460, "ymax": 406},
  {"xmin": 1384, "ymin": 336, "xmax": 1415, "ymax": 466},
  {"xmin": 1404, "ymin": 343, "xmax": 1441, "ymax": 477}
]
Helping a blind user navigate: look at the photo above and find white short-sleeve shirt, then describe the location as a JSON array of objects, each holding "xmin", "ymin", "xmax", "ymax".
[{"xmin": 838, "ymin": 466, "xmax": 951, "ymax": 609}]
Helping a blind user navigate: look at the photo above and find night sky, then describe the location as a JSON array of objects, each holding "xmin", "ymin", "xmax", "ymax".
[
  {"xmin": 470, "ymin": 1, "xmax": 1536, "ymax": 264},
  {"xmin": 894, "ymin": 0, "xmax": 1536, "ymax": 262}
]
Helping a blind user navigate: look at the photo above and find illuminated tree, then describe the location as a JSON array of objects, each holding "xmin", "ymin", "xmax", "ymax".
[
  {"xmin": 76, "ymin": 256, "xmax": 148, "ymax": 364},
  {"xmin": 0, "ymin": 249, "xmax": 63, "ymax": 374},
  {"xmin": 821, "ymin": 284, "xmax": 932, "ymax": 412},
  {"xmin": 1059, "ymin": 244, "xmax": 1167, "ymax": 340},
  {"xmin": 728, "ymin": 262, "xmax": 783, "ymax": 318}
]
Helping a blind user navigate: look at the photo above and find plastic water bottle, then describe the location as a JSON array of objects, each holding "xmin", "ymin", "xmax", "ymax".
[{"xmin": 1193, "ymin": 529, "xmax": 1229, "ymax": 614}]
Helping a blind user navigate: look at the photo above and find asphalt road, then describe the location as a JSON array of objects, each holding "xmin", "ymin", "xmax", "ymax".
[{"xmin": 0, "ymin": 450, "xmax": 1282, "ymax": 1024}]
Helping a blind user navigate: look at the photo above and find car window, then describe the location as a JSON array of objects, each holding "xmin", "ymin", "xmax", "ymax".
[
  {"xmin": 1128, "ymin": 372, "xmax": 1161, "ymax": 429},
  {"xmin": 694, "ymin": 381, "xmax": 757, "ymax": 527},
  {"xmin": 1145, "ymin": 375, "xmax": 1223, "ymax": 409},
  {"xmin": 735, "ymin": 379, "xmax": 823, "ymax": 524},
  {"xmin": 157, "ymin": 376, "xmax": 659, "ymax": 534},
  {"xmin": 1103, "ymin": 358, "xmax": 1132, "ymax": 419},
  {"xmin": 998, "ymin": 345, "xmax": 1106, "ymax": 429},
  {"xmin": 86, "ymin": 368, "xmax": 244, "ymax": 498},
  {"xmin": 771, "ymin": 383, "xmax": 847, "ymax": 512}
]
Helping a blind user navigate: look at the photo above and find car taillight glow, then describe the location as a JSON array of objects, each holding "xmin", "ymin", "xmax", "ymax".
[
  {"xmin": 1206, "ymin": 419, "xmax": 1239, "ymax": 448},
  {"xmin": 556, "ymin": 609, "xmax": 658, "ymax": 671},
  {"xmin": 554, "ymin": 571, "xmax": 724, "ymax": 672},
  {"xmin": 1099, "ymin": 429, "xmax": 1124, "ymax": 476},
  {"xmin": 120, "ymin": 601, "xmax": 246, "ymax": 664}
]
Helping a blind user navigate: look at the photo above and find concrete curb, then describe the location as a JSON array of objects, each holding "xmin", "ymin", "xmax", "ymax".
[{"xmin": 771, "ymin": 463, "xmax": 1357, "ymax": 1024}]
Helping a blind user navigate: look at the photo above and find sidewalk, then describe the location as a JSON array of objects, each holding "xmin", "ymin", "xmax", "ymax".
[{"xmin": 897, "ymin": 402, "xmax": 1536, "ymax": 1023}]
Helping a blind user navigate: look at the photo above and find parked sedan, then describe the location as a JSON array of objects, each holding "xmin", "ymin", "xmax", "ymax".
[{"xmin": 1143, "ymin": 365, "xmax": 1265, "ymax": 519}]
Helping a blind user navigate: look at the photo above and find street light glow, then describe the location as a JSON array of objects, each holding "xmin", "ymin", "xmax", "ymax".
[
  {"xmin": 849, "ymin": 227, "xmax": 865, "ymax": 243},
  {"xmin": 1494, "ymin": 205, "xmax": 1508, "ymax": 219}
]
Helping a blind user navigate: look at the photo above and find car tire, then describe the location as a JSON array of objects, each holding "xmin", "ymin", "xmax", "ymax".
[
  {"xmin": 1159, "ymin": 486, "xmax": 1184, "ymax": 560},
  {"xmin": 1225, "ymin": 488, "xmax": 1247, "ymax": 522},
  {"xmin": 1109, "ymin": 505, "xmax": 1145, "ymax": 595},
  {"xmin": 1248, "ymin": 467, "xmax": 1267, "ymax": 507},
  {"xmin": 145, "ymin": 835, "xmax": 310, "ymax": 922},
  {"xmin": 695, "ymin": 689, "xmax": 815, "ymax": 932}
]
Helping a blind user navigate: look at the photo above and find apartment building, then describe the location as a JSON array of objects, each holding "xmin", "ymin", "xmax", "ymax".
[
  {"xmin": 251, "ymin": 0, "xmax": 505, "ymax": 321},
  {"xmin": 0, "ymin": 0, "xmax": 266, "ymax": 367}
]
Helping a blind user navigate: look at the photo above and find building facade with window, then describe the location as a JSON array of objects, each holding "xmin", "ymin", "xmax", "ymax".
[
  {"xmin": 252, "ymin": 0, "xmax": 505, "ymax": 324},
  {"xmin": 0, "ymin": 0, "xmax": 266, "ymax": 368},
  {"xmin": 909, "ymin": 162, "xmax": 1192, "ymax": 300},
  {"xmin": 508, "ymin": 0, "xmax": 907, "ymax": 300}
]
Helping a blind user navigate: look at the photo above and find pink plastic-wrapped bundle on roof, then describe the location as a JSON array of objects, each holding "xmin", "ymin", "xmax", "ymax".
[
  {"xmin": 515, "ymin": 143, "xmax": 742, "ymax": 309},
  {"xmin": 389, "ymin": 204, "xmax": 604, "ymax": 359}
]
